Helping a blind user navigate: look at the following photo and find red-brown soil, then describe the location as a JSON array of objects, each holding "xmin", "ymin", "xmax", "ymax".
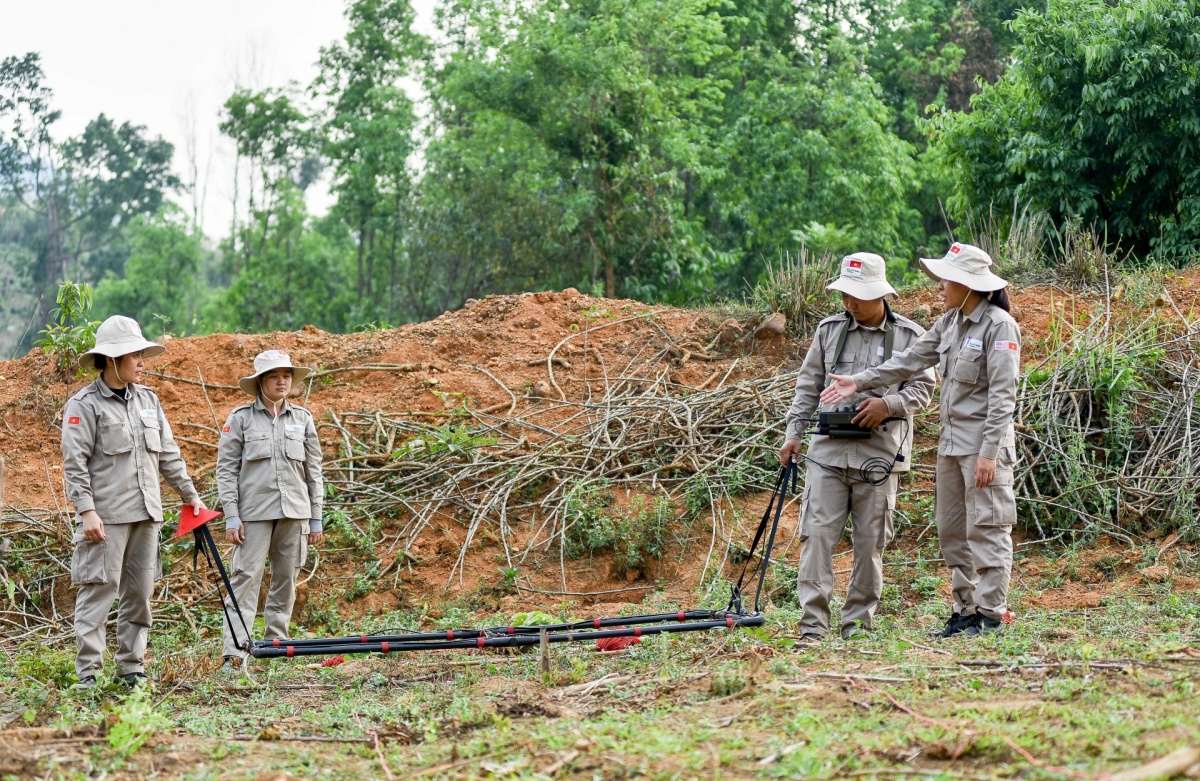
[{"xmin": 3, "ymin": 273, "xmax": 1199, "ymax": 622}]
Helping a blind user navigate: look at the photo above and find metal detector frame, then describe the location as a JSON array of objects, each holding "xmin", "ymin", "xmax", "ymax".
[{"xmin": 196, "ymin": 463, "xmax": 798, "ymax": 660}]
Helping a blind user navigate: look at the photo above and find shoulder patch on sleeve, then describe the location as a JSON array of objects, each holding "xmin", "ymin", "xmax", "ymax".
[
  {"xmin": 67, "ymin": 415, "xmax": 81, "ymax": 425},
  {"xmin": 994, "ymin": 340, "xmax": 1019, "ymax": 352}
]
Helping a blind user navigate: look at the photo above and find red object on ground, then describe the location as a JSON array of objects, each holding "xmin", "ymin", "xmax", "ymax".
[
  {"xmin": 174, "ymin": 507, "xmax": 223, "ymax": 538},
  {"xmin": 596, "ymin": 635, "xmax": 642, "ymax": 652},
  {"xmin": 1002, "ymin": 611, "xmax": 1016, "ymax": 624},
  {"xmin": 320, "ymin": 655, "xmax": 345, "ymax": 667}
]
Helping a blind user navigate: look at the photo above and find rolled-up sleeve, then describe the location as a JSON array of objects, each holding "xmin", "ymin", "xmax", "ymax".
[
  {"xmin": 61, "ymin": 399, "xmax": 98, "ymax": 515},
  {"xmin": 980, "ymin": 321, "xmax": 1021, "ymax": 460},
  {"xmin": 216, "ymin": 413, "xmax": 244, "ymax": 520}
]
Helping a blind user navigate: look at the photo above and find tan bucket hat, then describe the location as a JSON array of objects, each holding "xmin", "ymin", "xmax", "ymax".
[
  {"xmin": 78, "ymin": 315, "xmax": 165, "ymax": 369},
  {"xmin": 826, "ymin": 252, "xmax": 897, "ymax": 300},
  {"xmin": 919, "ymin": 242, "xmax": 1008, "ymax": 292},
  {"xmin": 238, "ymin": 350, "xmax": 313, "ymax": 396}
]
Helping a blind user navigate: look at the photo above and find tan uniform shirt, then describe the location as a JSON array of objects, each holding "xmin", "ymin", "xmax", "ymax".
[
  {"xmin": 217, "ymin": 398, "xmax": 323, "ymax": 525},
  {"xmin": 853, "ymin": 303, "xmax": 1021, "ymax": 459},
  {"xmin": 785, "ymin": 312, "xmax": 936, "ymax": 472},
  {"xmin": 61, "ymin": 379, "xmax": 199, "ymax": 523}
]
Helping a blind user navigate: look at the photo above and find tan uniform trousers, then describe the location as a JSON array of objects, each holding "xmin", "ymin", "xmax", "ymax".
[
  {"xmin": 71, "ymin": 520, "xmax": 161, "ymax": 677},
  {"xmin": 936, "ymin": 448, "xmax": 1016, "ymax": 619},
  {"xmin": 222, "ymin": 518, "xmax": 307, "ymax": 658},
  {"xmin": 797, "ymin": 469, "xmax": 898, "ymax": 637}
]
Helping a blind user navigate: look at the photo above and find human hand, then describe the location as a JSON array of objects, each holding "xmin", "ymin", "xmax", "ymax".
[
  {"xmin": 779, "ymin": 439, "xmax": 804, "ymax": 466},
  {"xmin": 308, "ymin": 532, "xmax": 324, "ymax": 545},
  {"xmin": 974, "ymin": 456, "xmax": 997, "ymax": 488},
  {"xmin": 81, "ymin": 510, "xmax": 106, "ymax": 542},
  {"xmin": 226, "ymin": 526, "xmax": 245, "ymax": 545},
  {"xmin": 819, "ymin": 374, "xmax": 858, "ymax": 405},
  {"xmin": 188, "ymin": 497, "xmax": 208, "ymax": 514},
  {"xmin": 851, "ymin": 398, "xmax": 890, "ymax": 429}
]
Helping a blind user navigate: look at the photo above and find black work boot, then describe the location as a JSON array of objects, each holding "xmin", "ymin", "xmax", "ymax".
[
  {"xmin": 931, "ymin": 612, "xmax": 979, "ymax": 638},
  {"xmin": 964, "ymin": 614, "xmax": 1004, "ymax": 636}
]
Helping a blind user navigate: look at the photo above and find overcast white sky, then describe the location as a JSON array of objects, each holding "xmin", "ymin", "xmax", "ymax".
[{"xmin": 0, "ymin": 0, "xmax": 436, "ymax": 239}]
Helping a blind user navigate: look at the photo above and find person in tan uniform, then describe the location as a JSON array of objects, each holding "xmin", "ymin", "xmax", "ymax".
[
  {"xmin": 781, "ymin": 253, "xmax": 936, "ymax": 644},
  {"xmin": 217, "ymin": 350, "xmax": 323, "ymax": 671},
  {"xmin": 61, "ymin": 316, "xmax": 205, "ymax": 687},
  {"xmin": 822, "ymin": 242, "xmax": 1021, "ymax": 637}
]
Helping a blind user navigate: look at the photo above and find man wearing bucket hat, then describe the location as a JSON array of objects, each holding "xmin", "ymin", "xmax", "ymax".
[
  {"xmin": 780, "ymin": 253, "xmax": 935, "ymax": 645},
  {"xmin": 822, "ymin": 242, "xmax": 1021, "ymax": 637},
  {"xmin": 61, "ymin": 315, "xmax": 205, "ymax": 688},
  {"xmin": 216, "ymin": 350, "xmax": 323, "ymax": 672}
]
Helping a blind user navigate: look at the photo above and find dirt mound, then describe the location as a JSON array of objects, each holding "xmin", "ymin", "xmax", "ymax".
[{"xmin": 3, "ymin": 272, "xmax": 1199, "ymax": 619}]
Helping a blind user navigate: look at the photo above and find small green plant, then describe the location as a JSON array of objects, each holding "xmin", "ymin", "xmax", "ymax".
[
  {"xmin": 496, "ymin": 566, "xmax": 520, "ymax": 595},
  {"xmin": 746, "ymin": 246, "xmax": 839, "ymax": 336},
  {"xmin": 912, "ymin": 573, "xmax": 942, "ymax": 600},
  {"xmin": 392, "ymin": 424, "xmax": 496, "ymax": 460},
  {"xmin": 35, "ymin": 281, "xmax": 100, "ymax": 378},
  {"xmin": 107, "ymin": 686, "xmax": 169, "ymax": 758}
]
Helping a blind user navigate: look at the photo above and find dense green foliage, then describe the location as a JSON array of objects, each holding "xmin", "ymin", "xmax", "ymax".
[
  {"xmin": 7, "ymin": 0, "xmax": 1200, "ymax": 347},
  {"xmin": 936, "ymin": 0, "xmax": 1200, "ymax": 262}
]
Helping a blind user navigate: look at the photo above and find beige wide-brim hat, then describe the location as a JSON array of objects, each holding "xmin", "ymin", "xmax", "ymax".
[
  {"xmin": 826, "ymin": 252, "xmax": 897, "ymax": 300},
  {"xmin": 78, "ymin": 315, "xmax": 166, "ymax": 369},
  {"xmin": 238, "ymin": 350, "xmax": 313, "ymax": 396},
  {"xmin": 919, "ymin": 242, "xmax": 1008, "ymax": 292}
]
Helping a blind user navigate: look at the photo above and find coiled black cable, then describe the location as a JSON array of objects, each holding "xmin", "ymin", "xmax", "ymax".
[{"xmin": 792, "ymin": 419, "xmax": 911, "ymax": 486}]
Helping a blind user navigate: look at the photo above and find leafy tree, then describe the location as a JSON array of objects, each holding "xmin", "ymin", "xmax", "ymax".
[
  {"xmin": 217, "ymin": 184, "xmax": 359, "ymax": 333},
  {"xmin": 710, "ymin": 35, "xmax": 920, "ymax": 281},
  {"xmin": 424, "ymin": 0, "xmax": 733, "ymax": 303},
  {"xmin": 0, "ymin": 51, "xmax": 177, "ymax": 338},
  {"xmin": 314, "ymin": 0, "xmax": 426, "ymax": 321},
  {"xmin": 934, "ymin": 0, "xmax": 1200, "ymax": 261},
  {"xmin": 0, "ymin": 53, "xmax": 178, "ymax": 344},
  {"xmin": 92, "ymin": 207, "xmax": 210, "ymax": 336}
]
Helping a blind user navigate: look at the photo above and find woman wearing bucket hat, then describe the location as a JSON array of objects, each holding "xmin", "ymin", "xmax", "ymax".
[
  {"xmin": 821, "ymin": 242, "xmax": 1021, "ymax": 638},
  {"xmin": 780, "ymin": 253, "xmax": 936, "ymax": 645},
  {"xmin": 61, "ymin": 315, "xmax": 206, "ymax": 688},
  {"xmin": 215, "ymin": 350, "xmax": 323, "ymax": 673}
]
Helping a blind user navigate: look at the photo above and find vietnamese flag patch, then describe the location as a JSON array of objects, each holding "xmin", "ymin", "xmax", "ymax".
[
  {"xmin": 848, "ymin": 259, "xmax": 862, "ymax": 269},
  {"xmin": 222, "ymin": 425, "xmax": 231, "ymax": 432},
  {"xmin": 67, "ymin": 416, "xmax": 80, "ymax": 425},
  {"xmin": 994, "ymin": 340, "xmax": 1018, "ymax": 352},
  {"xmin": 950, "ymin": 244, "xmax": 962, "ymax": 254}
]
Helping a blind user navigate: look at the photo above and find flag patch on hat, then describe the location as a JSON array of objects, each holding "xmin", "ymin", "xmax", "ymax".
[
  {"xmin": 844, "ymin": 258, "xmax": 863, "ymax": 277},
  {"xmin": 950, "ymin": 244, "xmax": 962, "ymax": 254},
  {"xmin": 994, "ymin": 340, "xmax": 1018, "ymax": 351},
  {"xmin": 68, "ymin": 416, "xmax": 80, "ymax": 425}
]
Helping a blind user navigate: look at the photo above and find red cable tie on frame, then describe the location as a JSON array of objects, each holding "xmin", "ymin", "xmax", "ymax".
[
  {"xmin": 726, "ymin": 617, "xmax": 735, "ymax": 628},
  {"xmin": 286, "ymin": 646, "xmax": 294, "ymax": 658},
  {"xmin": 381, "ymin": 642, "xmax": 390, "ymax": 654},
  {"xmin": 273, "ymin": 638, "xmax": 281, "ymax": 647},
  {"xmin": 447, "ymin": 630, "xmax": 454, "ymax": 640},
  {"xmin": 678, "ymin": 611, "xmax": 686, "ymax": 622},
  {"xmin": 361, "ymin": 635, "xmax": 368, "ymax": 643},
  {"xmin": 507, "ymin": 627, "xmax": 515, "ymax": 635},
  {"xmin": 594, "ymin": 618, "xmax": 602, "ymax": 629},
  {"xmin": 477, "ymin": 637, "xmax": 485, "ymax": 649},
  {"xmin": 633, "ymin": 627, "xmax": 642, "ymax": 638}
]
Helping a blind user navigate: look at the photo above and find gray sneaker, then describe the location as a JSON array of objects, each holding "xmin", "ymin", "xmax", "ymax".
[{"xmin": 964, "ymin": 614, "xmax": 1004, "ymax": 636}]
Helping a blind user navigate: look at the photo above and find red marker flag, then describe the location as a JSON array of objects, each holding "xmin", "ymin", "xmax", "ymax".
[{"xmin": 175, "ymin": 506, "xmax": 223, "ymax": 538}]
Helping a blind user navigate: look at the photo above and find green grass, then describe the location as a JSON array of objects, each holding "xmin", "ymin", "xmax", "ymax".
[{"xmin": 3, "ymin": 566, "xmax": 1199, "ymax": 780}]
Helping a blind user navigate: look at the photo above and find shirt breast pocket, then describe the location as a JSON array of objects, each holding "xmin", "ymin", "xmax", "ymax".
[
  {"xmin": 99, "ymin": 420, "xmax": 133, "ymax": 456},
  {"xmin": 953, "ymin": 350, "xmax": 983, "ymax": 383},
  {"xmin": 936, "ymin": 341, "xmax": 951, "ymax": 376},
  {"xmin": 827, "ymin": 350, "xmax": 855, "ymax": 375},
  {"xmin": 244, "ymin": 431, "xmax": 272, "ymax": 461},
  {"xmin": 141, "ymin": 418, "xmax": 163, "ymax": 452},
  {"xmin": 284, "ymin": 429, "xmax": 306, "ymax": 461}
]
